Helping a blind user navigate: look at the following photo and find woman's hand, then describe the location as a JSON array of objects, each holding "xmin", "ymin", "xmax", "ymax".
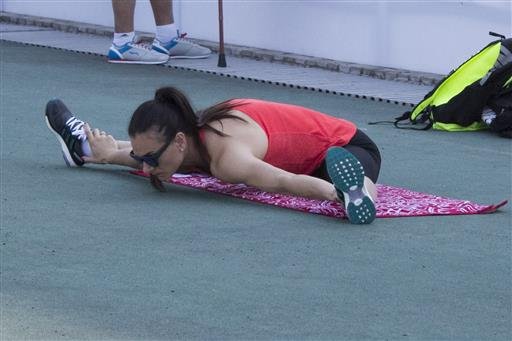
[{"xmin": 82, "ymin": 123, "xmax": 118, "ymax": 164}]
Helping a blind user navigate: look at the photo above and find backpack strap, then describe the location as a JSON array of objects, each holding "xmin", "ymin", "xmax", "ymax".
[
  {"xmin": 368, "ymin": 109, "xmax": 434, "ymax": 130},
  {"xmin": 393, "ymin": 110, "xmax": 433, "ymax": 130},
  {"xmin": 489, "ymin": 31, "xmax": 507, "ymax": 40}
]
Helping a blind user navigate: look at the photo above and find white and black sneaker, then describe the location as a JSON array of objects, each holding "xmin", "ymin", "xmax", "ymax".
[
  {"xmin": 326, "ymin": 147, "xmax": 376, "ymax": 224},
  {"xmin": 45, "ymin": 99, "xmax": 86, "ymax": 167}
]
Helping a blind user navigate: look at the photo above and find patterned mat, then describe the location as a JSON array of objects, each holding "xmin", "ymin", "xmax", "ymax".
[{"xmin": 131, "ymin": 171, "xmax": 507, "ymax": 219}]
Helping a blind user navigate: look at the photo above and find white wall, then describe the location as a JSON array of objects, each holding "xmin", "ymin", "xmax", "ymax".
[
  {"xmin": 3, "ymin": 0, "xmax": 511, "ymax": 74},
  {"xmin": 2, "ymin": 0, "xmax": 151, "ymax": 29}
]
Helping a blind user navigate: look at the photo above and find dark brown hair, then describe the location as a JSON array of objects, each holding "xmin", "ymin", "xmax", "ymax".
[{"xmin": 128, "ymin": 87, "xmax": 247, "ymax": 191}]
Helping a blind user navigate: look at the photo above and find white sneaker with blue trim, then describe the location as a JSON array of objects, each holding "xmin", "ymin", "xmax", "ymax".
[
  {"xmin": 152, "ymin": 33, "xmax": 211, "ymax": 59},
  {"xmin": 107, "ymin": 42, "xmax": 169, "ymax": 64}
]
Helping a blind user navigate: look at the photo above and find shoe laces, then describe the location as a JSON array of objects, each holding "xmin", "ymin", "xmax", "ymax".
[
  {"xmin": 130, "ymin": 36, "xmax": 154, "ymax": 49},
  {"xmin": 132, "ymin": 42, "xmax": 154, "ymax": 50},
  {"xmin": 65, "ymin": 117, "xmax": 86, "ymax": 141},
  {"xmin": 174, "ymin": 32, "xmax": 197, "ymax": 44}
]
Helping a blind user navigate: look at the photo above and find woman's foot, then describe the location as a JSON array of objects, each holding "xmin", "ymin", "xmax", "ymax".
[
  {"xmin": 326, "ymin": 147, "xmax": 376, "ymax": 224},
  {"xmin": 44, "ymin": 99, "xmax": 87, "ymax": 167}
]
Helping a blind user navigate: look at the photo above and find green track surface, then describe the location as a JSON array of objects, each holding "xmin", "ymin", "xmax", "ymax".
[{"xmin": 1, "ymin": 40, "xmax": 511, "ymax": 340}]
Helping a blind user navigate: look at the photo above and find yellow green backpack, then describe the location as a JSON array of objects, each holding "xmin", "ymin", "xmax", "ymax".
[{"xmin": 394, "ymin": 32, "xmax": 512, "ymax": 135}]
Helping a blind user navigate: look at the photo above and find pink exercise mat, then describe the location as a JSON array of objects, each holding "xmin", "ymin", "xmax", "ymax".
[{"xmin": 131, "ymin": 171, "xmax": 507, "ymax": 219}]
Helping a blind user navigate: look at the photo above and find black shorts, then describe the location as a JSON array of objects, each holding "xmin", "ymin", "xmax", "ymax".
[{"xmin": 312, "ymin": 129, "xmax": 382, "ymax": 183}]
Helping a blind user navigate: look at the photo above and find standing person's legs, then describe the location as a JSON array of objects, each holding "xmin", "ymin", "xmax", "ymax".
[
  {"xmin": 149, "ymin": 0, "xmax": 177, "ymax": 43},
  {"xmin": 149, "ymin": 0, "xmax": 211, "ymax": 58},
  {"xmin": 150, "ymin": 0, "xmax": 173, "ymax": 26},
  {"xmin": 112, "ymin": 0, "xmax": 136, "ymax": 43},
  {"xmin": 108, "ymin": 0, "xmax": 169, "ymax": 64}
]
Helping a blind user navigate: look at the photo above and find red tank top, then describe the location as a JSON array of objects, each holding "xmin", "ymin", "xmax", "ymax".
[
  {"xmin": 201, "ymin": 99, "xmax": 357, "ymax": 175},
  {"xmin": 199, "ymin": 99, "xmax": 357, "ymax": 174}
]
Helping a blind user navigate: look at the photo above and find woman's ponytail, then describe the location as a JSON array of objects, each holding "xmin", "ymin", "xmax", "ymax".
[
  {"xmin": 128, "ymin": 87, "xmax": 198, "ymax": 140},
  {"xmin": 128, "ymin": 86, "xmax": 246, "ymax": 141},
  {"xmin": 154, "ymin": 87, "xmax": 198, "ymax": 135}
]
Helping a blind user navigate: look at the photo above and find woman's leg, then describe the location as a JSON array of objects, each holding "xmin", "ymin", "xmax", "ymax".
[
  {"xmin": 313, "ymin": 129, "xmax": 381, "ymax": 181},
  {"xmin": 313, "ymin": 162, "xmax": 377, "ymax": 201},
  {"xmin": 343, "ymin": 145, "xmax": 379, "ymax": 201},
  {"xmin": 324, "ymin": 146, "xmax": 377, "ymax": 224},
  {"xmin": 311, "ymin": 129, "xmax": 381, "ymax": 224},
  {"xmin": 343, "ymin": 130, "xmax": 381, "ymax": 183},
  {"xmin": 363, "ymin": 176, "xmax": 377, "ymax": 203},
  {"xmin": 45, "ymin": 98, "xmax": 140, "ymax": 169}
]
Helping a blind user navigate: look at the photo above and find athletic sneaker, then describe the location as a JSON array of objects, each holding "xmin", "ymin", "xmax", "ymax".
[
  {"xmin": 152, "ymin": 33, "xmax": 211, "ymax": 59},
  {"xmin": 45, "ymin": 99, "xmax": 87, "ymax": 167},
  {"xmin": 107, "ymin": 42, "xmax": 169, "ymax": 64},
  {"xmin": 326, "ymin": 147, "xmax": 376, "ymax": 224}
]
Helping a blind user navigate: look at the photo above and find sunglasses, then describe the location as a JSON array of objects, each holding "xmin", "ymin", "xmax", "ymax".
[{"xmin": 129, "ymin": 139, "xmax": 172, "ymax": 167}]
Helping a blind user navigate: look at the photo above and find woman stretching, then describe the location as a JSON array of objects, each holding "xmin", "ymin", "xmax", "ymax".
[{"xmin": 45, "ymin": 87, "xmax": 381, "ymax": 224}]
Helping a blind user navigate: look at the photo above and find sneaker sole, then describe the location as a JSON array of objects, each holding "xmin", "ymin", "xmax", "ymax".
[
  {"xmin": 44, "ymin": 115, "xmax": 80, "ymax": 167},
  {"xmin": 107, "ymin": 59, "xmax": 168, "ymax": 65},
  {"xmin": 326, "ymin": 147, "xmax": 376, "ymax": 224},
  {"xmin": 169, "ymin": 54, "xmax": 211, "ymax": 59}
]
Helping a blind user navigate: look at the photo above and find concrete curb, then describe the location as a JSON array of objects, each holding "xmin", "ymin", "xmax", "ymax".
[{"xmin": 0, "ymin": 11, "xmax": 444, "ymax": 86}]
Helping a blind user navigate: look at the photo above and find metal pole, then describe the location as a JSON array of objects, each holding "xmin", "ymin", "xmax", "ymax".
[{"xmin": 217, "ymin": 0, "xmax": 227, "ymax": 67}]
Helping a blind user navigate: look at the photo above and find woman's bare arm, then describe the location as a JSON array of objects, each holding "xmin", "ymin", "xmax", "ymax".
[
  {"xmin": 211, "ymin": 144, "xmax": 339, "ymax": 201},
  {"xmin": 116, "ymin": 140, "xmax": 132, "ymax": 150},
  {"xmin": 82, "ymin": 123, "xmax": 141, "ymax": 169}
]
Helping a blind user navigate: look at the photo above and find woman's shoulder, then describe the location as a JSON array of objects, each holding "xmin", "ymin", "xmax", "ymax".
[
  {"xmin": 200, "ymin": 110, "xmax": 268, "ymax": 158},
  {"xmin": 200, "ymin": 110, "xmax": 255, "ymax": 141},
  {"xmin": 229, "ymin": 98, "xmax": 272, "ymax": 108}
]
